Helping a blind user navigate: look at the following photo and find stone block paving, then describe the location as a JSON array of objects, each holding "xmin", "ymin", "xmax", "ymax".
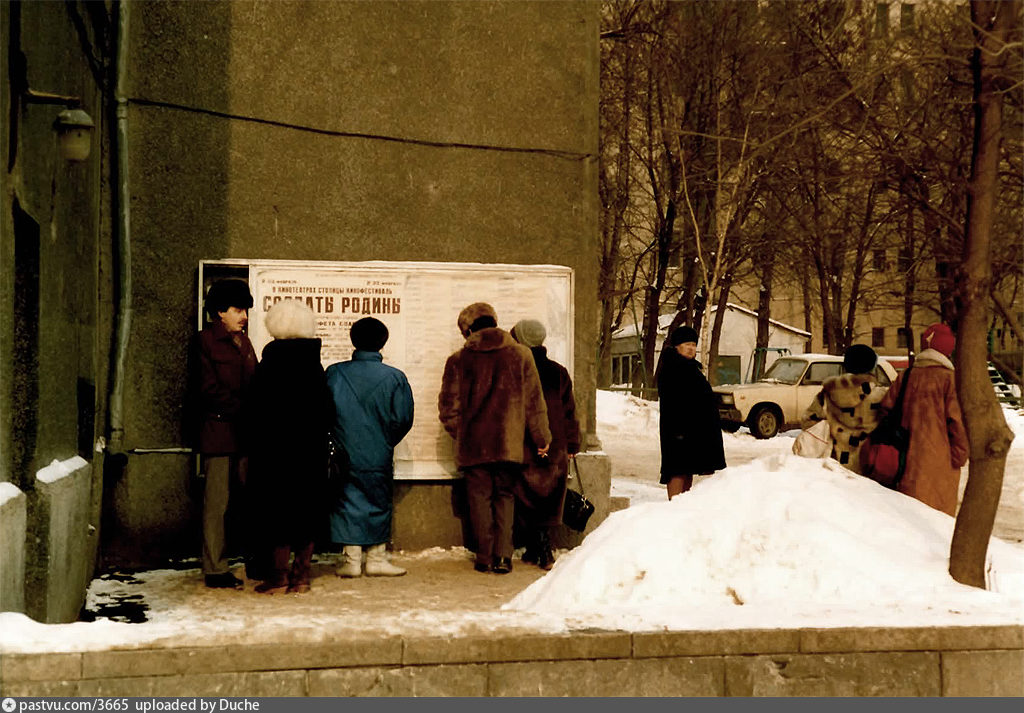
[{"xmin": 2, "ymin": 552, "xmax": 1022, "ymax": 697}]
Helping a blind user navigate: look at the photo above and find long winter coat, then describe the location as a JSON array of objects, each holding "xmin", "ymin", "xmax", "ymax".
[
  {"xmin": 327, "ymin": 350, "xmax": 414, "ymax": 545},
  {"xmin": 189, "ymin": 320, "xmax": 258, "ymax": 455},
  {"xmin": 800, "ymin": 372, "xmax": 888, "ymax": 475},
  {"xmin": 517, "ymin": 346, "xmax": 581, "ymax": 526},
  {"xmin": 657, "ymin": 348, "xmax": 726, "ymax": 479},
  {"xmin": 438, "ymin": 327, "xmax": 551, "ymax": 468},
  {"xmin": 245, "ymin": 338, "xmax": 332, "ymax": 546},
  {"xmin": 879, "ymin": 349, "xmax": 968, "ymax": 516}
]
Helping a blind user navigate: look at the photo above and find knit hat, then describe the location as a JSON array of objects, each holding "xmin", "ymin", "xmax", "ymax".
[
  {"xmin": 264, "ymin": 299, "xmax": 316, "ymax": 340},
  {"xmin": 921, "ymin": 323, "xmax": 955, "ymax": 357},
  {"xmin": 843, "ymin": 344, "xmax": 877, "ymax": 374},
  {"xmin": 204, "ymin": 279, "xmax": 253, "ymax": 319},
  {"xmin": 351, "ymin": 317, "xmax": 389, "ymax": 352},
  {"xmin": 669, "ymin": 325, "xmax": 699, "ymax": 346},
  {"xmin": 511, "ymin": 319, "xmax": 546, "ymax": 347},
  {"xmin": 457, "ymin": 302, "xmax": 498, "ymax": 336}
]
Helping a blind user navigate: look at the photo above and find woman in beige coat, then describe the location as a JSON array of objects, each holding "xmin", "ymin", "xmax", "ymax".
[{"xmin": 879, "ymin": 323, "xmax": 968, "ymax": 516}]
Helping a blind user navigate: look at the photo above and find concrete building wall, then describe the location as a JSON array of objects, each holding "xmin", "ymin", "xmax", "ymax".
[
  {"xmin": 101, "ymin": 0, "xmax": 600, "ymax": 566},
  {"xmin": 1, "ymin": 1, "xmax": 108, "ymax": 620}
]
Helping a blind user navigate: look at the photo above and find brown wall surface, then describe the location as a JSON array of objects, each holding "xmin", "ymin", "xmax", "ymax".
[{"xmin": 104, "ymin": 0, "xmax": 599, "ymax": 565}]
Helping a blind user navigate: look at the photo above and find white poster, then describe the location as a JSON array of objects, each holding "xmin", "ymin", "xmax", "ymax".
[{"xmin": 203, "ymin": 260, "xmax": 574, "ymax": 479}]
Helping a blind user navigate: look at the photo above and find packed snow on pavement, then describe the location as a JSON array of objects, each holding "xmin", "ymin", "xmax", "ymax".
[{"xmin": 1, "ymin": 389, "xmax": 1022, "ymax": 653}]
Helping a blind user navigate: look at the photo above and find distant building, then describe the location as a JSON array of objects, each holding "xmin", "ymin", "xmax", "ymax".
[{"xmin": 611, "ymin": 304, "xmax": 811, "ymax": 388}]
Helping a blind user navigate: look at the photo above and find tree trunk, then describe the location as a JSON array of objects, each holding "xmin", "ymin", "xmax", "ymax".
[
  {"xmin": 707, "ymin": 273, "xmax": 732, "ymax": 386},
  {"xmin": 948, "ymin": 0, "xmax": 1019, "ymax": 588},
  {"xmin": 753, "ymin": 251, "xmax": 774, "ymax": 381}
]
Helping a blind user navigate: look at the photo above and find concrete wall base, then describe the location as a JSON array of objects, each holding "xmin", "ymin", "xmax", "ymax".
[
  {"xmin": 392, "ymin": 452, "xmax": 614, "ymax": 553},
  {"xmin": 3, "ymin": 626, "xmax": 1021, "ymax": 696}
]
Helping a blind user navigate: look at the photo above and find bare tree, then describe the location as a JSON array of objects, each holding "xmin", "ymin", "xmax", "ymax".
[{"xmin": 948, "ymin": 0, "xmax": 1020, "ymax": 588}]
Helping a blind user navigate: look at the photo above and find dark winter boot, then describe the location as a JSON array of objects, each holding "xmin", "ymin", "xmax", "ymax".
[
  {"xmin": 255, "ymin": 545, "xmax": 289, "ymax": 594},
  {"xmin": 287, "ymin": 542, "xmax": 315, "ymax": 594},
  {"xmin": 536, "ymin": 529, "xmax": 555, "ymax": 571}
]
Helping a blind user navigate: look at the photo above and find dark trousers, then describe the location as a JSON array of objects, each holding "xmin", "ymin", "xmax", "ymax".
[{"xmin": 463, "ymin": 463, "xmax": 520, "ymax": 565}]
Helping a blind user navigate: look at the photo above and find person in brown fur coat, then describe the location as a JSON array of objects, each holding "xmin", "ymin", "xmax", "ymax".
[
  {"xmin": 439, "ymin": 303, "xmax": 551, "ymax": 574},
  {"xmin": 879, "ymin": 323, "xmax": 968, "ymax": 516},
  {"xmin": 800, "ymin": 344, "xmax": 888, "ymax": 474}
]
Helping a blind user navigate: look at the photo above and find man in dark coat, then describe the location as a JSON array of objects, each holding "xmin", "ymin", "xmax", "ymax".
[
  {"xmin": 245, "ymin": 299, "xmax": 332, "ymax": 594},
  {"xmin": 438, "ymin": 303, "xmax": 551, "ymax": 574},
  {"xmin": 510, "ymin": 319, "xmax": 580, "ymax": 571},
  {"xmin": 188, "ymin": 279, "xmax": 258, "ymax": 589},
  {"xmin": 328, "ymin": 317, "xmax": 414, "ymax": 578},
  {"xmin": 657, "ymin": 325, "xmax": 726, "ymax": 499}
]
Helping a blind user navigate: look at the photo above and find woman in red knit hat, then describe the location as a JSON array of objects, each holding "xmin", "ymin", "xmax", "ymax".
[{"xmin": 879, "ymin": 323, "xmax": 969, "ymax": 515}]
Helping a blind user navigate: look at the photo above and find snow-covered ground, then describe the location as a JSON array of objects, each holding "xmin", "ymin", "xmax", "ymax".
[{"xmin": 1, "ymin": 390, "xmax": 1022, "ymax": 653}]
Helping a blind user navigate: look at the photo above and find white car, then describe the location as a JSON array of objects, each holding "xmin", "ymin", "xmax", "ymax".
[{"xmin": 714, "ymin": 353, "xmax": 898, "ymax": 439}]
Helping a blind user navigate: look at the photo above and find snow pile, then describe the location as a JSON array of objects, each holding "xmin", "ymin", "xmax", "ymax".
[
  {"xmin": 0, "ymin": 481, "xmax": 23, "ymax": 506},
  {"xmin": 506, "ymin": 452, "xmax": 1024, "ymax": 629},
  {"xmin": 36, "ymin": 455, "xmax": 89, "ymax": 484}
]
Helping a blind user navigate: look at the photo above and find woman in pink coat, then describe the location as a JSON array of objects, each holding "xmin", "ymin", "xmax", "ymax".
[{"xmin": 880, "ymin": 323, "xmax": 969, "ymax": 516}]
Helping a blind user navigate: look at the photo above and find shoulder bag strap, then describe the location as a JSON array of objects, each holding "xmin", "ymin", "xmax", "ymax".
[
  {"xmin": 891, "ymin": 366, "xmax": 913, "ymax": 421},
  {"xmin": 569, "ymin": 458, "xmax": 585, "ymax": 496}
]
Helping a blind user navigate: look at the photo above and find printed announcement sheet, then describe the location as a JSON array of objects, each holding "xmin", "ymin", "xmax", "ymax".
[{"xmin": 205, "ymin": 260, "xmax": 574, "ymax": 479}]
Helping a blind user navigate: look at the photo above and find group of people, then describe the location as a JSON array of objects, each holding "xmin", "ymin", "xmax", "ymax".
[
  {"xmin": 438, "ymin": 303, "xmax": 580, "ymax": 574},
  {"xmin": 655, "ymin": 319, "xmax": 970, "ymax": 520},
  {"xmin": 189, "ymin": 281, "xmax": 580, "ymax": 592},
  {"xmin": 799, "ymin": 322, "xmax": 969, "ymax": 516}
]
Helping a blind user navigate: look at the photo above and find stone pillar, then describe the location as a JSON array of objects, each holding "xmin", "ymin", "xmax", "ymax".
[
  {"xmin": 25, "ymin": 457, "xmax": 96, "ymax": 623},
  {"xmin": 0, "ymin": 482, "xmax": 27, "ymax": 613}
]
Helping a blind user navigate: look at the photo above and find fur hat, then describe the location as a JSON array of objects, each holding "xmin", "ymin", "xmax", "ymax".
[
  {"xmin": 351, "ymin": 317, "xmax": 389, "ymax": 352},
  {"xmin": 264, "ymin": 299, "xmax": 315, "ymax": 340},
  {"xmin": 669, "ymin": 325, "xmax": 699, "ymax": 346},
  {"xmin": 511, "ymin": 319, "xmax": 546, "ymax": 348},
  {"xmin": 457, "ymin": 302, "xmax": 498, "ymax": 336},
  {"xmin": 921, "ymin": 323, "xmax": 955, "ymax": 357},
  {"xmin": 843, "ymin": 344, "xmax": 877, "ymax": 374},
  {"xmin": 204, "ymin": 279, "xmax": 253, "ymax": 319}
]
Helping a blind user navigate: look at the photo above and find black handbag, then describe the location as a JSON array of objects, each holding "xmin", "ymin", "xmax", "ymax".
[{"xmin": 562, "ymin": 459, "xmax": 595, "ymax": 532}]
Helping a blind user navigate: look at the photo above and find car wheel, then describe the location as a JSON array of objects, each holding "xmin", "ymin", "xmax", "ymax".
[
  {"xmin": 720, "ymin": 422, "xmax": 741, "ymax": 433},
  {"xmin": 748, "ymin": 406, "xmax": 780, "ymax": 439}
]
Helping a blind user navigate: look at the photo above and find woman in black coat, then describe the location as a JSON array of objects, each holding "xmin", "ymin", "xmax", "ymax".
[
  {"xmin": 657, "ymin": 325, "xmax": 726, "ymax": 498},
  {"xmin": 245, "ymin": 299, "xmax": 333, "ymax": 594}
]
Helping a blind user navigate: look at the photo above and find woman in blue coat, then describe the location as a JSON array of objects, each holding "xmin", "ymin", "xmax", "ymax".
[{"xmin": 327, "ymin": 317, "xmax": 414, "ymax": 577}]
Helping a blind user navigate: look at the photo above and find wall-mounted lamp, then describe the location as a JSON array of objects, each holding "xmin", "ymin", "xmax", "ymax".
[
  {"xmin": 22, "ymin": 88, "xmax": 95, "ymax": 162},
  {"xmin": 54, "ymin": 108, "xmax": 95, "ymax": 161}
]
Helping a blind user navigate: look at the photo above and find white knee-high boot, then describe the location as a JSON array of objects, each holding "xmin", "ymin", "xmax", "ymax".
[
  {"xmin": 336, "ymin": 545, "xmax": 363, "ymax": 578},
  {"xmin": 364, "ymin": 543, "xmax": 406, "ymax": 577}
]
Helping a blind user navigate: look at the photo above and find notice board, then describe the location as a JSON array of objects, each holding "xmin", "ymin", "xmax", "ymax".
[{"xmin": 198, "ymin": 259, "xmax": 574, "ymax": 479}]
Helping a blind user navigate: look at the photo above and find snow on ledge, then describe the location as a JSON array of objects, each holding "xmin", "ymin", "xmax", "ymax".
[
  {"xmin": 0, "ymin": 481, "xmax": 24, "ymax": 507},
  {"xmin": 36, "ymin": 456, "xmax": 89, "ymax": 485}
]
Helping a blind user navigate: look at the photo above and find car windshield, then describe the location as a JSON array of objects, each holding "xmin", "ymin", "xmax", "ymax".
[{"xmin": 760, "ymin": 358, "xmax": 808, "ymax": 385}]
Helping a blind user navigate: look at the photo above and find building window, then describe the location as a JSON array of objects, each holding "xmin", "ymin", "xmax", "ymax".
[
  {"xmin": 898, "ymin": 247, "xmax": 913, "ymax": 273},
  {"xmin": 872, "ymin": 249, "xmax": 887, "ymax": 271},
  {"xmin": 900, "ymin": 2, "xmax": 915, "ymax": 34},
  {"xmin": 875, "ymin": 2, "xmax": 889, "ymax": 37},
  {"xmin": 872, "ymin": 327, "xmax": 886, "ymax": 347},
  {"xmin": 897, "ymin": 327, "xmax": 910, "ymax": 349}
]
